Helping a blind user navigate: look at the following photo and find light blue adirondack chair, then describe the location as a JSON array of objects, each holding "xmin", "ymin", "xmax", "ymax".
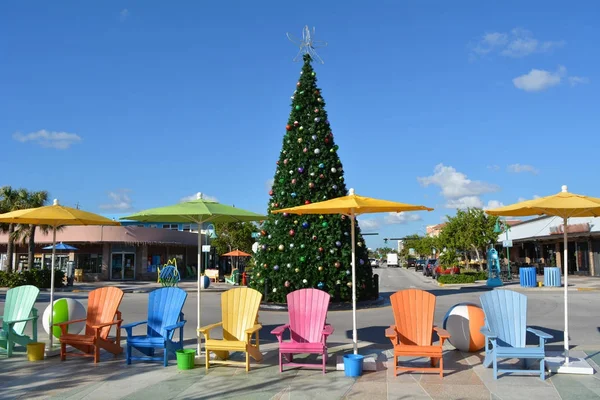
[
  {"xmin": 122, "ymin": 287, "xmax": 187, "ymax": 366},
  {"xmin": 0, "ymin": 285, "xmax": 40, "ymax": 357},
  {"xmin": 480, "ymin": 290, "xmax": 552, "ymax": 380}
]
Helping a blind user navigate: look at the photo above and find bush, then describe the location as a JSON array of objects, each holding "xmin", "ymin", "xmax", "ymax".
[
  {"xmin": 0, "ymin": 269, "xmax": 64, "ymax": 288},
  {"xmin": 437, "ymin": 271, "xmax": 487, "ymax": 284}
]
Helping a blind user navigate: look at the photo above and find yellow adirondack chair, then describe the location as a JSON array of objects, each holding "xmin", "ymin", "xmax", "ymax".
[{"xmin": 198, "ymin": 287, "xmax": 262, "ymax": 371}]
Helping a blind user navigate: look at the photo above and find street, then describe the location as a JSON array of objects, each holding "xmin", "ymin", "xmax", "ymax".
[{"xmin": 5, "ymin": 266, "xmax": 600, "ymax": 349}]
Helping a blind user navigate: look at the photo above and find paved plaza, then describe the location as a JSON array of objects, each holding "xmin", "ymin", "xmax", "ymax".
[{"xmin": 2, "ymin": 267, "xmax": 600, "ymax": 399}]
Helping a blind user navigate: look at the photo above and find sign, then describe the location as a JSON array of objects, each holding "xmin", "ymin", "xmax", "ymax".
[
  {"xmin": 202, "ymin": 245, "xmax": 211, "ymax": 253},
  {"xmin": 502, "ymin": 240, "xmax": 513, "ymax": 248},
  {"xmin": 251, "ymin": 232, "xmax": 260, "ymax": 238}
]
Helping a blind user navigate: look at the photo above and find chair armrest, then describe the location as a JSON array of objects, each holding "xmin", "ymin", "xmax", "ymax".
[
  {"xmin": 270, "ymin": 324, "xmax": 290, "ymax": 337},
  {"xmin": 323, "ymin": 324, "xmax": 334, "ymax": 336},
  {"xmin": 527, "ymin": 327, "xmax": 553, "ymax": 340},
  {"xmin": 121, "ymin": 320, "xmax": 147, "ymax": 330},
  {"xmin": 198, "ymin": 322, "xmax": 222, "ymax": 335},
  {"xmin": 91, "ymin": 320, "xmax": 123, "ymax": 329},
  {"xmin": 246, "ymin": 324, "xmax": 262, "ymax": 334},
  {"xmin": 6, "ymin": 316, "xmax": 37, "ymax": 325},
  {"xmin": 164, "ymin": 320, "xmax": 186, "ymax": 332},
  {"xmin": 480, "ymin": 328, "xmax": 497, "ymax": 339},
  {"xmin": 433, "ymin": 326, "xmax": 451, "ymax": 339},
  {"xmin": 54, "ymin": 318, "xmax": 87, "ymax": 327},
  {"xmin": 385, "ymin": 326, "xmax": 397, "ymax": 339}
]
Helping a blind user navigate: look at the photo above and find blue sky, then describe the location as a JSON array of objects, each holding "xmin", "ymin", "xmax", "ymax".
[{"xmin": 1, "ymin": 1, "xmax": 598, "ymax": 249}]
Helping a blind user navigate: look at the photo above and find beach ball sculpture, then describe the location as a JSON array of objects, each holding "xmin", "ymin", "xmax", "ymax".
[
  {"xmin": 200, "ymin": 275, "xmax": 210, "ymax": 289},
  {"xmin": 442, "ymin": 302, "xmax": 486, "ymax": 352},
  {"xmin": 42, "ymin": 298, "xmax": 86, "ymax": 339}
]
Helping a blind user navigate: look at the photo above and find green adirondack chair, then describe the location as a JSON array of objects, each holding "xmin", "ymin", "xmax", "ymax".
[
  {"xmin": 224, "ymin": 269, "xmax": 239, "ymax": 285},
  {"xmin": 0, "ymin": 285, "xmax": 40, "ymax": 357}
]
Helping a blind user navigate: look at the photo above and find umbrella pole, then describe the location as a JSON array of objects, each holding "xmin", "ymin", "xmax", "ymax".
[
  {"xmin": 563, "ymin": 217, "xmax": 570, "ymax": 364},
  {"xmin": 351, "ymin": 212, "xmax": 358, "ymax": 355},
  {"xmin": 49, "ymin": 226, "xmax": 57, "ymax": 349},
  {"xmin": 197, "ymin": 219, "xmax": 203, "ymax": 356}
]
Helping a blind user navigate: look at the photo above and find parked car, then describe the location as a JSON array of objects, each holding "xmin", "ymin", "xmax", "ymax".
[
  {"xmin": 415, "ymin": 259, "xmax": 426, "ymax": 272},
  {"xmin": 433, "ymin": 264, "xmax": 461, "ymax": 279},
  {"xmin": 407, "ymin": 257, "xmax": 417, "ymax": 269},
  {"xmin": 369, "ymin": 258, "xmax": 378, "ymax": 268},
  {"xmin": 423, "ymin": 258, "xmax": 438, "ymax": 276}
]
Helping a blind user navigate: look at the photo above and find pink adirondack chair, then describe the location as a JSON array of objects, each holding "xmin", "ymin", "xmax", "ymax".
[{"xmin": 271, "ymin": 288, "xmax": 334, "ymax": 374}]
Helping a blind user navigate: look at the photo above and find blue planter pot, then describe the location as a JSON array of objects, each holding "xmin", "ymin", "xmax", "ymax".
[{"xmin": 343, "ymin": 354, "xmax": 364, "ymax": 377}]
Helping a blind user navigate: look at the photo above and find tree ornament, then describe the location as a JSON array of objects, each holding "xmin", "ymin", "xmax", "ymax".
[
  {"xmin": 285, "ymin": 281, "xmax": 290, "ymax": 287},
  {"xmin": 314, "ymin": 148, "xmax": 320, "ymax": 154},
  {"xmin": 263, "ymin": 263, "xmax": 268, "ymax": 268},
  {"xmin": 289, "ymin": 243, "xmax": 294, "ymax": 248},
  {"xmin": 312, "ymin": 235, "xmax": 317, "ymax": 241},
  {"xmin": 268, "ymin": 234, "xmax": 272, "ymax": 239},
  {"xmin": 287, "ymin": 263, "xmax": 292, "ymax": 268},
  {"xmin": 321, "ymin": 221, "xmax": 329, "ymax": 227},
  {"xmin": 330, "ymin": 148, "xmax": 335, "ymax": 153},
  {"xmin": 312, "ymin": 135, "xmax": 317, "ymax": 140},
  {"xmin": 319, "ymin": 247, "xmax": 324, "ymax": 252},
  {"xmin": 290, "ymin": 96, "xmax": 294, "ymax": 100},
  {"xmin": 283, "ymin": 159, "xmax": 288, "ymax": 165},
  {"xmin": 331, "ymin": 167, "xmax": 337, "ymax": 173},
  {"xmin": 318, "ymin": 266, "xmax": 323, "ymax": 271},
  {"xmin": 332, "ymin": 185, "xmax": 338, "ymax": 190},
  {"xmin": 317, "ymin": 98, "xmax": 322, "ymax": 102},
  {"xmin": 341, "ymin": 215, "xmax": 346, "ymax": 220},
  {"xmin": 357, "ymin": 242, "xmax": 363, "ymax": 247},
  {"xmin": 302, "ymin": 221, "xmax": 309, "ymax": 229},
  {"xmin": 346, "ymin": 270, "xmax": 351, "ymax": 275},
  {"xmin": 314, "ymin": 108, "xmax": 319, "ymax": 113},
  {"xmin": 347, "ymin": 282, "xmax": 352, "ymax": 288},
  {"xmin": 319, "ymin": 163, "xmax": 324, "ymax": 168},
  {"xmin": 314, "ymin": 117, "xmax": 321, "ymax": 122},
  {"xmin": 291, "ymin": 192, "xmax": 297, "ymax": 198},
  {"xmin": 294, "ymin": 121, "xmax": 299, "ymax": 126},
  {"xmin": 274, "ymin": 265, "xmax": 279, "ymax": 270},
  {"xmin": 279, "ymin": 178, "xmax": 284, "ymax": 183},
  {"xmin": 297, "ymin": 138, "xmax": 303, "ymax": 143},
  {"xmin": 278, "ymin": 244, "xmax": 284, "ymax": 251},
  {"xmin": 297, "ymin": 82, "xmax": 301, "ymax": 87},
  {"xmin": 317, "ymin": 282, "xmax": 325, "ymax": 289},
  {"xmin": 335, "ymin": 241, "xmax": 342, "ymax": 247},
  {"xmin": 294, "ymin": 220, "xmax": 298, "ymax": 224},
  {"xmin": 319, "ymin": 174, "xmax": 325, "ymax": 179},
  {"xmin": 291, "ymin": 179, "xmax": 297, "ymax": 185},
  {"xmin": 324, "ymin": 137, "xmax": 330, "ymax": 144},
  {"xmin": 305, "ymin": 200, "xmax": 311, "ymax": 204},
  {"xmin": 273, "ymin": 288, "xmax": 277, "ymax": 293},
  {"xmin": 309, "ymin": 182, "xmax": 315, "ymax": 189},
  {"xmin": 359, "ymin": 259, "xmax": 365, "ymax": 265},
  {"xmin": 315, "ymin": 89, "xmax": 320, "ymax": 95},
  {"xmin": 289, "ymin": 229, "xmax": 295, "ymax": 236},
  {"xmin": 303, "ymin": 147, "xmax": 308, "ymax": 153},
  {"xmin": 330, "ymin": 249, "xmax": 335, "ymax": 254},
  {"xmin": 336, "ymin": 280, "xmax": 341, "ymax": 285},
  {"xmin": 299, "ymin": 126, "xmax": 304, "ymax": 131},
  {"xmin": 269, "ymin": 190, "xmax": 273, "ymax": 196},
  {"xmin": 302, "ymin": 279, "xmax": 308, "ymax": 284},
  {"xmin": 334, "ymin": 261, "xmax": 341, "ymax": 268},
  {"xmin": 261, "ymin": 245, "xmax": 267, "ymax": 250},
  {"xmin": 326, "ymin": 120, "xmax": 330, "ymax": 125},
  {"xmin": 283, "ymin": 212, "xmax": 289, "ymax": 217},
  {"xmin": 311, "ymin": 71, "xmax": 315, "ymax": 76},
  {"xmin": 300, "ymin": 256, "xmax": 306, "ymax": 262},
  {"xmin": 256, "ymin": 272, "xmax": 261, "ymax": 277},
  {"xmin": 260, "ymin": 230, "xmax": 267, "ymax": 236},
  {"xmin": 319, "ymin": 215, "xmax": 324, "ymax": 219},
  {"xmin": 286, "ymin": 124, "xmax": 292, "ymax": 131},
  {"xmin": 295, "ymin": 105, "xmax": 301, "ymax": 110},
  {"xmin": 309, "ymin": 172, "xmax": 315, "ymax": 177},
  {"xmin": 295, "ymin": 268, "xmax": 300, "ymax": 273},
  {"xmin": 298, "ymin": 167, "xmax": 304, "ymax": 173}
]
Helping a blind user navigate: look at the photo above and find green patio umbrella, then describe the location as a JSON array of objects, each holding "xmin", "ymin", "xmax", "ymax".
[{"xmin": 121, "ymin": 194, "xmax": 265, "ymax": 355}]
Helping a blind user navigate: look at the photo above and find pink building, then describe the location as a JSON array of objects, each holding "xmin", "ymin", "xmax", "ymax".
[{"xmin": 0, "ymin": 226, "xmax": 198, "ymax": 281}]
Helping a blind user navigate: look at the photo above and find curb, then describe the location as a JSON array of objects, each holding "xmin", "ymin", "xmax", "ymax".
[{"xmin": 259, "ymin": 296, "xmax": 386, "ymax": 312}]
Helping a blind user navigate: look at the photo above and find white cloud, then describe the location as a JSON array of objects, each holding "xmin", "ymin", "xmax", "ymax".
[
  {"xmin": 518, "ymin": 194, "xmax": 541, "ymax": 203},
  {"xmin": 119, "ymin": 9, "xmax": 129, "ymax": 22},
  {"xmin": 265, "ymin": 178, "xmax": 274, "ymax": 193},
  {"xmin": 487, "ymin": 165, "xmax": 500, "ymax": 171},
  {"xmin": 12, "ymin": 129, "xmax": 82, "ymax": 150},
  {"xmin": 507, "ymin": 163, "xmax": 539, "ymax": 174},
  {"xmin": 358, "ymin": 218, "xmax": 381, "ymax": 231},
  {"xmin": 513, "ymin": 66, "xmax": 566, "ymax": 92},
  {"xmin": 384, "ymin": 212, "xmax": 422, "ymax": 224},
  {"xmin": 471, "ymin": 28, "xmax": 564, "ymax": 58},
  {"xmin": 568, "ymin": 76, "xmax": 590, "ymax": 86},
  {"xmin": 100, "ymin": 189, "xmax": 133, "ymax": 211},
  {"xmin": 180, "ymin": 192, "xmax": 218, "ymax": 202},
  {"xmin": 418, "ymin": 164, "xmax": 500, "ymax": 210},
  {"xmin": 484, "ymin": 200, "xmax": 505, "ymax": 210}
]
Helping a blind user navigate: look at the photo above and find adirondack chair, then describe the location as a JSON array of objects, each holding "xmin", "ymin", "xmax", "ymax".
[
  {"xmin": 385, "ymin": 289, "xmax": 450, "ymax": 378},
  {"xmin": 224, "ymin": 269, "xmax": 239, "ymax": 285},
  {"xmin": 271, "ymin": 289, "xmax": 334, "ymax": 374},
  {"xmin": 122, "ymin": 287, "xmax": 187, "ymax": 367},
  {"xmin": 0, "ymin": 285, "xmax": 40, "ymax": 357},
  {"xmin": 198, "ymin": 287, "xmax": 263, "ymax": 371},
  {"xmin": 480, "ymin": 290, "xmax": 552, "ymax": 380},
  {"xmin": 56, "ymin": 287, "xmax": 124, "ymax": 363}
]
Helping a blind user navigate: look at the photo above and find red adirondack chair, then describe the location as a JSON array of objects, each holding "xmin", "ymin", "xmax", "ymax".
[
  {"xmin": 271, "ymin": 288, "xmax": 334, "ymax": 374},
  {"xmin": 56, "ymin": 287, "xmax": 124, "ymax": 363},
  {"xmin": 385, "ymin": 289, "xmax": 450, "ymax": 378}
]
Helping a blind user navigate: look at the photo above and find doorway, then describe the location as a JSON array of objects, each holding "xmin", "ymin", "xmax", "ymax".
[{"xmin": 111, "ymin": 252, "xmax": 136, "ymax": 280}]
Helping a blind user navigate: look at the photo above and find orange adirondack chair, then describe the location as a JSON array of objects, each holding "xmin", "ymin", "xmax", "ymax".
[
  {"xmin": 56, "ymin": 287, "xmax": 124, "ymax": 363},
  {"xmin": 198, "ymin": 287, "xmax": 263, "ymax": 371},
  {"xmin": 385, "ymin": 289, "xmax": 450, "ymax": 378}
]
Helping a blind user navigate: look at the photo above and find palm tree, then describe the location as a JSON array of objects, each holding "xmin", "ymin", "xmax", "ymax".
[
  {"xmin": 0, "ymin": 186, "xmax": 28, "ymax": 273},
  {"xmin": 10, "ymin": 191, "xmax": 50, "ymax": 270}
]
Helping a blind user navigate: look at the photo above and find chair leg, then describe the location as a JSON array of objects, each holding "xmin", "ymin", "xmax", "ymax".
[
  {"xmin": 60, "ymin": 342, "xmax": 66, "ymax": 361},
  {"xmin": 245, "ymin": 351, "xmax": 250, "ymax": 372},
  {"xmin": 540, "ymin": 358, "xmax": 545, "ymax": 380},
  {"xmin": 439, "ymin": 356, "xmax": 444, "ymax": 378},
  {"xmin": 394, "ymin": 355, "xmax": 398, "ymax": 377},
  {"xmin": 164, "ymin": 347, "xmax": 169, "ymax": 367},
  {"xmin": 94, "ymin": 345, "xmax": 100, "ymax": 363},
  {"xmin": 279, "ymin": 351, "xmax": 283, "ymax": 373},
  {"xmin": 7, "ymin": 339, "xmax": 13, "ymax": 358},
  {"xmin": 492, "ymin": 354, "xmax": 498, "ymax": 379},
  {"xmin": 126, "ymin": 345, "xmax": 131, "ymax": 365},
  {"xmin": 205, "ymin": 349, "xmax": 210, "ymax": 371},
  {"xmin": 322, "ymin": 352, "xmax": 326, "ymax": 375}
]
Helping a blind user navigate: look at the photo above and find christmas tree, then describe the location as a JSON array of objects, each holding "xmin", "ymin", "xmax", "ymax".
[{"xmin": 251, "ymin": 53, "xmax": 374, "ymax": 303}]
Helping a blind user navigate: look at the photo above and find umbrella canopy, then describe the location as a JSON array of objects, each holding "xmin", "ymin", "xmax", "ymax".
[
  {"xmin": 0, "ymin": 199, "xmax": 120, "ymax": 348},
  {"xmin": 486, "ymin": 185, "xmax": 600, "ymax": 367},
  {"xmin": 121, "ymin": 194, "xmax": 266, "ymax": 355},
  {"xmin": 272, "ymin": 188, "xmax": 433, "ymax": 354},
  {"xmin": 43, "ymin": 242, "xmax": 79, "ymax": 251},
  {"xmin": 222, "ymin": 249, "xmax": 251, "ymax": 257}
]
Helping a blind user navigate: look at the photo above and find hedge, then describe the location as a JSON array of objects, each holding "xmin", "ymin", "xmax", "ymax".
[
  {"xmin": 0, "ymin": 269, "xmax": 65, "ymax": 289},
  {"xmin": 437, "ymin": 271, "xmax": 487, "ymax": 284}
]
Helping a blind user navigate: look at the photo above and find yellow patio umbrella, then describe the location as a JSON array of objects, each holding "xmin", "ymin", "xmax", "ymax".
[
  {"xmin": 272, "ymin": 188, "xmax": 433, "ymax": 354},
  {"xmin": 486, "ymin": 185, "xmax": 600, "ymax": 373},
  {"xmin": 0, "ymin": 199, "xmax": 120, "ymax": 349}
]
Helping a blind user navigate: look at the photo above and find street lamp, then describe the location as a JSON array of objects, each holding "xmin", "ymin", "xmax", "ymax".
[{"xmin": 494, "ymin": 218, "xmax": 512, "ymax": 280}]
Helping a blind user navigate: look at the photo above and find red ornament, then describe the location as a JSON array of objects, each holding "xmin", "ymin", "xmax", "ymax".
[
  {"xmin": 294, "ymin": 121, "xmax": 299, "ymax": 126},
  {"xmin": 318, "ymin": 247, "xmax": 324, "ymax": 252},
  {"xmin": 289, "ymin": 229, "xmax": 295, "ymax": 236},
  {"xmin": 286, "ymin": 124, "xmax": 292, "ymax": 131},
  {"xmin": 319, "ymin": 174, "xmax": 325, "ymax": 179},
  {"xmin": 303, "ymin": 147, "xmax": 308, "ymax": 153},
  {"xmin": 260, "ymin": 230, "xmax": 267, "ymax": 236},
  {"xmin": 274, "ymin": 203, "xmax": 279, "ymax": 208},
  {"xmin": 269, "ymin": 190, "xmax": 273, "ymax": 196},
  {"xmin": 324, "ymin": 138, "xmax": 330, "ymax": 144},
  {"xmin": 305, "ymin": 200, "xmax": 311, "ymax": 205},
  {"xmin": 314, "ymin": 90, "xmax": 320, "ymax": 95},
  {"xmin": 276, "ymin": 160, "xmax": 279, "ymax": 165},
  {"xmin": 312, "ymin": 235, "xmax": 317, "ymax": 241},
  {"xmin": 263, "ymin": 263, "xmax": 268, "ymax": 268},
  {"xmin": 297, "ymin": 82, "xmax": 301, "ymax": 87},
  {"xmin": 334, "ymin": 261, "xmax": 341, "ymax": 268}
]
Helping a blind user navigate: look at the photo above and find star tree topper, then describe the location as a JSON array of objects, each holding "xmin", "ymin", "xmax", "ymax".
[{"xmin": 286, "ymin": 25, "xmax": 328, "ymax": 64}]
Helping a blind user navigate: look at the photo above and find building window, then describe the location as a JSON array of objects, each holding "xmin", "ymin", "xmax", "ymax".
[
  {"xmin": 182, "ymin": 224, "xmax": 191, "ymax": 232},
  {"xmin": 162, "ymin": 224, "xmax": 179, "ymax": 230},
  {"xmin": 76, "ymin": 254, "xmax": 103, "ymax": 273}
]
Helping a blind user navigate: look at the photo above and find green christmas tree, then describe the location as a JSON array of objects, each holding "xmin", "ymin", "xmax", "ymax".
[{"xmin": 251, "ymin": 54, "xmax": 374, "ymax": 303}]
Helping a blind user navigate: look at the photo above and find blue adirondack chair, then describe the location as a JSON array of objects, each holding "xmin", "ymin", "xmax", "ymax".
[
  {"xmin": 0, "ymin": 285, "xmax": 40, "ymax": 357},
  {"xmin": 480, "ymin": 290, "xmax": 552, "ymax": 380},
  {"xmin": 122, "ymin": 287, "xmax": 187, "ymax": 367}
]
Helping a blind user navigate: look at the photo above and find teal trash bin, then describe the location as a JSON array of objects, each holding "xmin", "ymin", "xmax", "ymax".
[
  {"xmin": 519, "ymin": 267, "xmax": 537, "ymax": 287},
  {"xmin": 544, "ymin": 267, "xmax": 561, "ymax": 287},
  {"xmin": 343, "ymin": 354, "xmax": 365, "ymax": 377}
]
